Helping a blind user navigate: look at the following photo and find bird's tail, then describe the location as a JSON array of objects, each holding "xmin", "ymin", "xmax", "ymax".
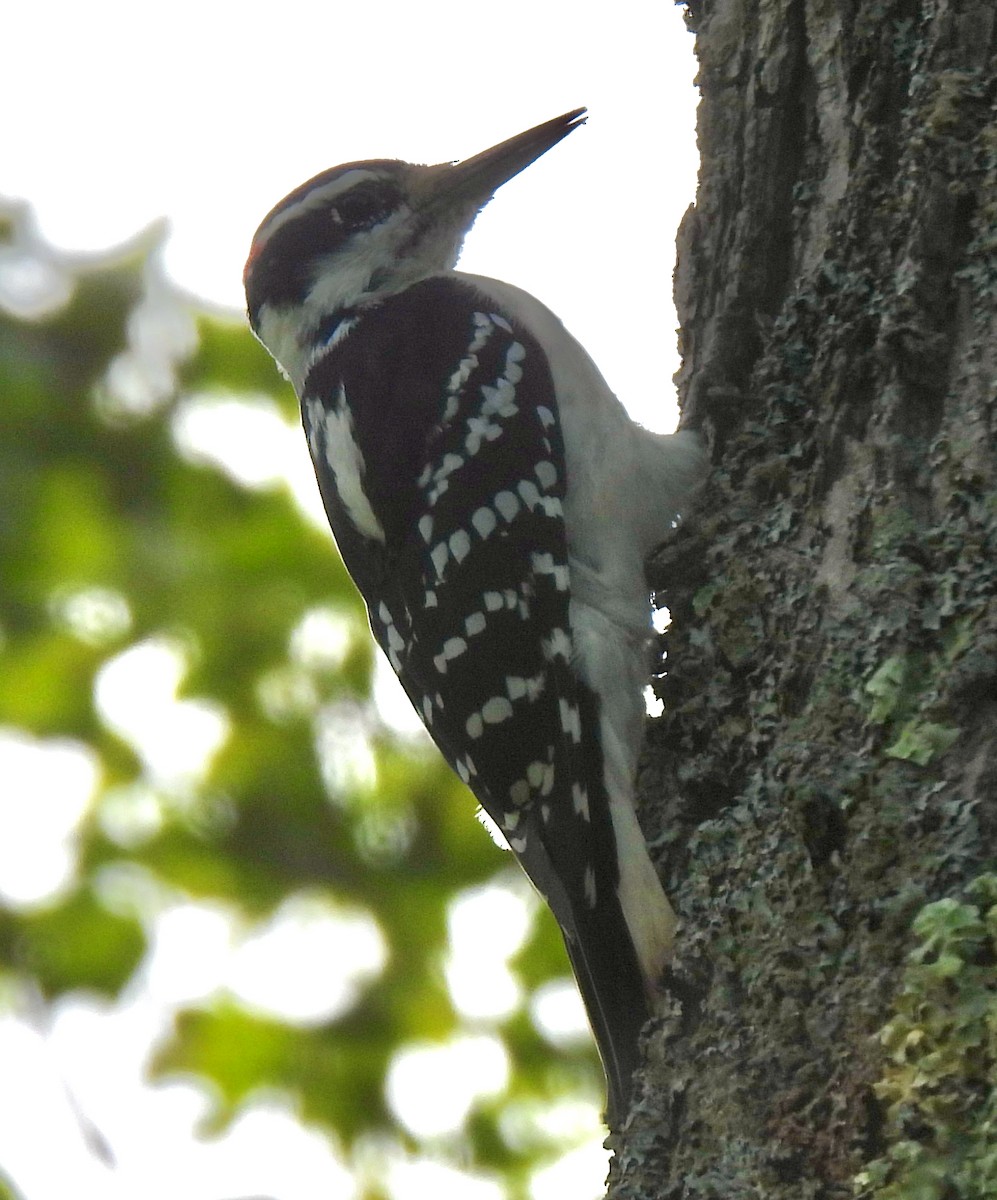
[
  {"xmin": 517, "ymin": 803, "xmax": 674, "ymax": 1127},
  {"xmin": 560, "ymin": 890, "xmax": 657, "ymax": 1128}
]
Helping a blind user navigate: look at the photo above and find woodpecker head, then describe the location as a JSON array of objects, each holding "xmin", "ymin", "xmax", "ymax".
[{"xmin": 244, "ymin": 108, "xmax": 586, "ymax": 382}]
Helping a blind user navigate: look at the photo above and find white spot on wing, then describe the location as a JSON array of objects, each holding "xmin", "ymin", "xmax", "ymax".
[
  {"xmin": 534, "ymin": 460, "xmax": 558, "ymax": 489},
  {"xmin": 430, "ymin": 542, "xmax": 449, "ymax": 577},
  {"xmin": 510, "ymin": 779, "xmax": 529, "ymax": 807},
  {"xmin": 434, "ymin": 452, "xmax": 464, "ymax": 481},
  {"xmin": 480, "ymin": 382, "xmax": 516, "ymax": 416},
  {"xmin": 482, "ymin": 696, "xmax": 514, "ymax": 725},
  {"xmin": 517, "ymin": 480, "xmax": 541, "ymax": 510},
  {"xmin": 427, "ymin": 478, "xmax": 450, "ymax": 504},
  {"xmin": 504, "ymin": 343, "xmax": 525, "ymax": 384},
  {"xmin": 442, "ymin": 637, "xmax": 467, "ymax": 661},
  {"xmin": 471, "ymin": 507, "xmax": 497, "ymax": 540},
  {"xmin": 494, "ymin": 492, "xmax": 520, "ymax": 523},
  {"xmin": 449, "ymin": 530, "xmax": 472, "ymax": 562},
  {"xmin": 532, "ymin": 554, "xmax": 571, "ymax": 589},
  {"xmin": 454, "ymin": 753, "xmax": 477, "ymax": 781},
  {"xmin": 559, "ymin": 699, "xmax": 581, "ymax": 743}
]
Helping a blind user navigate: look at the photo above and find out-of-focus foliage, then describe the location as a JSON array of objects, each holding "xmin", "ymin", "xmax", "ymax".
[
  {"xmin": 0, "ymin": 204, "xmax": 601, "ymax": 1195},
  {"xmin": 0, "ymin": 1168, "xmax": 25, "ymax": 1200}
]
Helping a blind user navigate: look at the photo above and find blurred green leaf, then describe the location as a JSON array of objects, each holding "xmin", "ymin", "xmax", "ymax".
[
  {"xmin": 0, "ymin": 1167, "xmax": 27, "ymax": 1200},
  {"xmin": 0, "ymin": 203, "xmax": 594, "ymax": 1186},
  {"xmin": 0, "ymin": 886, "xmax": 145, "ymax": 998},
  {"xmin": 180, "ymin": 313, "xmax": 299, "ymax": 419},
  {"xmin": 154, "ymin": 1000, "xmax": 395, "ymax": 1141}
]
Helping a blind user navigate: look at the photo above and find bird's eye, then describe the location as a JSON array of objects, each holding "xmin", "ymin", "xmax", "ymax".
[{"xmin": 335, "ymin": 180, "xmax": 399, "ymax": 231}]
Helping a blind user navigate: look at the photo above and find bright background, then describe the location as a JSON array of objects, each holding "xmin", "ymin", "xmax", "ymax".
[
  {"xmin": 0, "ymin": 3, "xmax": 699, "ymax": 1197},
  {"xmin": 6, "ymin": 0, "xmax": 699, "ymax": 431}
]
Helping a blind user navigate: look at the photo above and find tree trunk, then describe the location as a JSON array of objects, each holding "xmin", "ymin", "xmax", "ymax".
[{"xmin": 610, "ymin": 2, "xmax": 997, "ymax": 1195}]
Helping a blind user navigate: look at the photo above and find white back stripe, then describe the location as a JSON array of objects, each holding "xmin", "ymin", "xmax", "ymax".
[{"xmin": 318, "ymin": 387, "xmax": 386, "ymax": 542}]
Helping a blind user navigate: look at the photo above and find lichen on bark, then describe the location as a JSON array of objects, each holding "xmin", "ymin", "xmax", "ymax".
[
  {"xmin": 610, "ymin": 2, "xmax": 997, "ymax": 1196},
  {"xmin": 854, "ymin": 876, "xmax": 997, "ymax": 1199}
]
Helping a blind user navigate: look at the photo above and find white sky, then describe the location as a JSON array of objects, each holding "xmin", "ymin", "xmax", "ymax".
[
  {"xmin": 5, "ymin": 0, "xmax": 699, "ymax": 429},
  {"xmin": 0, "ymin": 2, "xmax": 699, "ymax": 1196}
]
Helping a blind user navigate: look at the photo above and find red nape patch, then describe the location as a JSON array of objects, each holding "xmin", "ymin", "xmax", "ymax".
[{"xmin": 243, "ymin": 238, "xmax": 262, "ymax": 285}]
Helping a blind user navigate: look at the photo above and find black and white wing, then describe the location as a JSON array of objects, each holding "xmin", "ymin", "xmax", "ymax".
[{"xmin": 301, "ymin": 276, "xmax": 651, "ymax": 1123}]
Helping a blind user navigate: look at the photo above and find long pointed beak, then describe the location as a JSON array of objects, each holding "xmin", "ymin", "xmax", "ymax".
[{"xmin": 419, "ymin": 108, "xmax": 587, "ymax": 212}]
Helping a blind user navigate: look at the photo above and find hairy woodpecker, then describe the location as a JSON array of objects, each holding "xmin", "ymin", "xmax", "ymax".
[{"xmin": 244, "ymin": 109, "xmax": 705, "ymax": 1126}]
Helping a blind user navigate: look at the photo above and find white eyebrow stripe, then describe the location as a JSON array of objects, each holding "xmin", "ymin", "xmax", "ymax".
[{"xmin": 258, "ymin": 169, "xmax": 381, "ymax": 242}]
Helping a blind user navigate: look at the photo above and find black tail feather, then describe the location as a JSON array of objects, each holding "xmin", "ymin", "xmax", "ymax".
[{"xmin": 561, "ymin": 894, "xmax": 652, "ymax": 1128}]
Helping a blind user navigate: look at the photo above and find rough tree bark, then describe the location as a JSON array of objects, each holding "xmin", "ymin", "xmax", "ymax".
[{"xmin": 610, "ymin": 2, "xmax": 997, "ymax": 1196}]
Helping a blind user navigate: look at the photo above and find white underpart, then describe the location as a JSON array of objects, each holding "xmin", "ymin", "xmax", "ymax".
[{"xmin": 456, "ymin": 272, "xmax": 706, "ymax": 991}]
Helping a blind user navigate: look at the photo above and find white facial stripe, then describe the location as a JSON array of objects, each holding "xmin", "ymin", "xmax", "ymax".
[
  {"xmin": 257, "ymin": 169, "xmax": 381, "ymax": 245},
  {"xmin": 304, "ymin": 208, "xmax": 412, "ymax": 315}
]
